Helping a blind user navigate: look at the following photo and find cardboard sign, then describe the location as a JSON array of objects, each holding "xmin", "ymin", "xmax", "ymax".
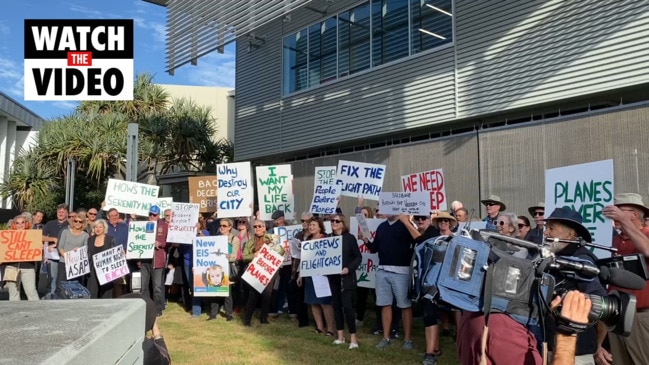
[
  {"xmin": 401, "ymin": 169, "xmax": 447, "ymax": 211},
  {"xmin": 0, "ymin": 230, "xmax": 43, "ymax": 263},
  {"xmin": 335, "ymin": 160, "xmax": 386, "ymax": 200},
  {"xmin": 193, "ymin": 236, "xmax": 230, "ymax": 297},
  {"xmin": 274, "ymin": 225, "xmax": 302, "ymax": 265},
  {"xmin": 65, "ymin": 246, "xmax": 90, "ymax": 280},
  {"xmin": 349, "ymin": 217, "xmax": 385, "ymax": 288},
  {"xmin": 299, "ymin": 236, "xmax": 343, "ymax": 277},
  {"xmin": 379, "ymin": 192, "xmax": 431, "ymax": 215},
  {"xmin": 256, "ymin": 165, "xmax": 294, "ymax": 220},
  {"xmin": 167, "ymin": 203, "xmax": 200, "ymax": 244},
  {"xmin": 104, "ymin": 179, "xmax": 160, "ymax": 217},
  {"xmin": 93, "ymin": 246, "xmax": 129, "ymax": 286},
  {"xmin": 241, "ymin": 244, "xmax": 284, "ymax": 293},
  {"xmin": 126, "ymin": 221, "xmax": 156, "ymax": 259},
  {"xmin": 545, "ymin": 159, "xmax": 614, "ymax": 257},
  {"xmin": 310, "ymin": 184, "xmax": 340, "ymax": 215},
  {"xmin": 217, "ymin": 162, "xmax": 254, "ymax": 218},
  {"xmin": 24, "ymin": 19, "xmax": 134, "ymax": 101},
  {"xmin": 188, "ymin": 176, "xmax": 218, "ymax": 213}
]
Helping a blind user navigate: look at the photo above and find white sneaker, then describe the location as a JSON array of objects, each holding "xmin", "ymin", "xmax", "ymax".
[
  {"xmin": 349, "ymin": 343, "xmax": 359, "ymax": 349},
  {"xmin": 333, "ymin": 339, "xmax": 345, "ymax": 345}
]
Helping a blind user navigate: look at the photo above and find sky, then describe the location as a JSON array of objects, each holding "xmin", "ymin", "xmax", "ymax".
[{"xmin": 0, "ymin": 0, "xmax": 236, "ymax": 120}]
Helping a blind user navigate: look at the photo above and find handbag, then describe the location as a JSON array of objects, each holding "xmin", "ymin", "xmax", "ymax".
[
  {"xmin": 4, "ymin": 265, "xmax": 21, "ymax": 282},
  {"xmin": 229, "ymin": 262, "xmax": 240, "ymax": 282}
]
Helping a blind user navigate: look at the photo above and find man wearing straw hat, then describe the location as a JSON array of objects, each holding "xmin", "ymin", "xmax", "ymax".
[
  {"xmin": 527, "ymin": 202, "xmax": 546, "ymax": 244},
  {"xmin": 599, "ymin": 194, "xmax": 649, "ymax": 365},
  {"xmin": 481, "ymin": 195, "xmax": 506, "ymax": 231}
]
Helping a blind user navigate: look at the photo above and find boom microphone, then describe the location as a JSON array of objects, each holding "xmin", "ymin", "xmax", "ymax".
[{"xmin": 599, "ymin": 266, "xmax": 646, "ymax": 291}]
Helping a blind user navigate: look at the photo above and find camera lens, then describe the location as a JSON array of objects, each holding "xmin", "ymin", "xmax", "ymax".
[{"xmin": 586, "ymin": 291, "xmax": 636, "ymax": 336}]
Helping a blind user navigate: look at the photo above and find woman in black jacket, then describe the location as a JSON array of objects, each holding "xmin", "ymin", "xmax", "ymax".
[{"xmin": 329, "ymin": 214, "xmax": 362, "ymax": 349}]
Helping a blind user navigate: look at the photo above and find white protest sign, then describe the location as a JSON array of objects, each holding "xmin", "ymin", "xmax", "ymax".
[
  {"xmin": 545, "ymin": 159, "xmax": 614, "ymax": 258},
  {"xmin": 44, "ymin": 242, "xmax": 60, "ymax": 261},
  {"xmin": 64, "ymin": 246, "xmax": 90, "ymax": 280},
  {"xmin": 93, "ymin": 246, "xmax": 129, "ymax": 286},
  {"xmin": 379, "ymin": 192, "xmax": 431, "ymax": 216},
  {"xmin": 350, "ymin": 217, "xmax": 385, "ymax": 288},
  {"xmin": 126, "ymin": 221, "xmax": 156, "ymax": 259},
  {"xmin": 299, "ymin": 236, "xmax": 343, "ymax": 277},
  {"xmin": 193, "ymin": 236, "xmax": 230, "ymax": 297},
  {"xmin": 167, "ymin": 203, "xmax": 200, "ymax": 244},
  {"xmin": 217, "ymin": 162, "xmax": 254, "ymax": 218},
  {"xmin": 274, "ymin": 225, "xmax": 302, "ymax": 266},
  {"xmin": 335, "ymin": 160, "xmax": 386, "ymax": 200},
  {"xmin": 157, "ymin": 198, "xmax": 173, "ymax": 211},
  {"xmin": 241, "ymin": 244, "xmax": 284, "ymax": 293},
  {"xmin": 104, "ymin": 179, "xmax": 160, "ymax": 216},
  {"xmin": 310, "ymin": 184, "xmax": 340, "ymax": 215},
  {"xmin": 401, "ymin": 169, "xmax": 448, "ymax": 211},
  {"xmin": 256, "ymin": 165, "xmax": 294, "ymax": 220},
  {"xmin": 315, "ymin": 166, "xmax": 337, "ymax": 185},
  {"xmin": 355, "ymin": 213, "xmax": 371, "ymax": 239}
]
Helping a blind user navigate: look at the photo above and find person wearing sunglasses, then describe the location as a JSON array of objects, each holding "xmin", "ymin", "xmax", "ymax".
[
  {"xmin": 207, "ymin": 218, "xmax": 236, "ymax": 321},
  {"xmin": 481, "ymin": 195, "xmax": 506, "ymax": 231},
  {"xmin": 242, "ymin": 219, "xmax": 285, "ymax": 326},
  {"xmin": 56, "ymin": 211, "xmax": 89, "ymax": 289},
  {"xmin": 2, "ymin": 215, "xmax": 40, "ymax": 301},
  {"xmin": 232, "ymin": 217, "xmax": 252, "ymax": 315},
  {"xmin": 517, "ymin": 216, "xmax": 532, "ymax": 241},
  {"xmin": 291, "ymin": 212, "xmax": 313, "ymax": 328},
  {"xmin": 527, "ymin": 202, "xmax": 546, "ymax": 244}
]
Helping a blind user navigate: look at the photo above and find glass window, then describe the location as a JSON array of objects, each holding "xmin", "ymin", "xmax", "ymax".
[
  {"xmin": 411, "ymin": 0, "xmax": 453, "ymax": 54},
  {"xmin": 321, "ymin": 17, "xmax": 338, "ymax": 83},
  {"xmin": 339, "ymin": 3, "xmax": 371, "ymax": 76},
  {"xmin": 308, "ymin": 23, "xmax": 321, "ymax": 87},
  {"xmin": 282, "ymin": 29, "xmax": 308, "ymax": 94},
  {"xmin": 372, "ymin": 0, "xmax": 410, "ymax": 67}
]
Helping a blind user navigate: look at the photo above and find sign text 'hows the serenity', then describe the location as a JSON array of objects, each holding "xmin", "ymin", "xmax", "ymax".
[{"xmin": 24, "ymin": 19, "xmax": 134, "ymax": 101}]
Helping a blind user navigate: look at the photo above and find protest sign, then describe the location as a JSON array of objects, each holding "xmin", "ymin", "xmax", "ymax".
[
  {"xmin": 167, "ymin": 203, "xmax": 200, "ymax": 244},
  {"xmin": 315, "ymin": 166, "xmax": 337, "ymax": 185},
  {"xmin": 217, "ymin": 162, "xmax": 254, "ymax": 218},
  {"xmin": 126, "ymin": 221, "xmax": 157, "ymax": 259},
  {"xmin": 379, "ymin": 192, "xmax": 431, "ymax": 216},
  {"xmin": 355, "ymin": 213, "xmax": 371, "ymax": 239},
  {"xmin": 256, "ymin": 165, "xmax": 294, "ymax": 220},
  {"xmin": 274, "ymin": 224, "xmax": 302, "ymax": 265},
  {"xmin": 241, "ymin": 244, "xmax": 284, "ymax": 293},
  {"xmin": 350, "ymin": 217, "xmax": 385, "ymax": 288},
  {"xmin": 401, "ymin": 169, "xmax": 447, "ymax": 211},
  {"xmin": 299, "ymin": 236, "xmax": 343, "ymax": 277},
  {"xmin": 193, "ymin": 236, "xmax": 230, "ymax": 297},
  {"xmin": 104, "ymin": 179, "xmax": 160, "ymax": 216},
  {"xmin": 65, "ymin": 246, "xmax": 90, "ymax": 280},
  {"xmin": 335, "ymin": 160, "xmax": 386, "ymax": 200},
  {"xmin": 545, "ymin": 159, "xmax": 614, "ymax": 257},
  {"xmin": 93, "ymin": 246, "xmax": 129, "ymax": 286},
  {"xmin": 310, "ymin": 184, "xmax": 340, "ymax": 215},
  {"xmin": 157, "ymin": 197, "xmax": 173, "ymax": 211},
  {"xmin": 188, "ymin": 176, "xmax": 218, "ymax": 213},
  {"xmin": 0, "ymin": 230, "xmax": 42, "ymax": 263},
  {"xmin": 44, "ymin": 242, "xmax": 60, "ymax": 261}
]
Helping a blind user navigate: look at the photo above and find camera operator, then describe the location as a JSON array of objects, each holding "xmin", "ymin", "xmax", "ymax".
[
  {"xmin": 601, "ymin": 193, "xmax": 649, "ymax": 365},
  {"xmin": 551, "ymin": 290, "xmax": 593, "ymax": 365},
  {"xmin": 544, "ymin": 207, "xmax": 608, "ymax": 365}
]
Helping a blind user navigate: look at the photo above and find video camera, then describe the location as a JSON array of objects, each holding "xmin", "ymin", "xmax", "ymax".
[{"xmin": 412, "ymin": 231, "xmax": 646, "ymax": 336}]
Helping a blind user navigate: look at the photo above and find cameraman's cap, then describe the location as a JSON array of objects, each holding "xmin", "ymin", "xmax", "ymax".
[
  {"xmin": 149, "ymin": 205, "xmax": 161, "ymax": 215},
  {"xmin": 545, "ymin": 207, "xmax": 591, "ymax": 242},
  {"xmin": 271, "ymin": 210, "xmax": 285, "ymax": 220},
  {"xmin": 480, "ymin": 195, "xmax": 506, "ymax": 211},
  {"xmin": 614, "ymin": 193, "xmax": 649, "ymax": 217},
  {"xmin": 528, "ymin": 202, "xmax": 545, "ymax": 217}
]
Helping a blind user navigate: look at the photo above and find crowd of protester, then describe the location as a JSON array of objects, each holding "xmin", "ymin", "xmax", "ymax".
[{"xmin": 1, "ymin": 190, "xmax": 648, "ymax": 365}]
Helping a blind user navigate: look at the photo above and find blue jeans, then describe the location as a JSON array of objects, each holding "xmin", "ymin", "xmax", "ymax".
[
  {"xmin": 48, "ymin": 261, "xmax": 59, "ymax": 294},
  {"xmin": 182, "ymin": 257, "xmax": 202, "ymax": 317}
]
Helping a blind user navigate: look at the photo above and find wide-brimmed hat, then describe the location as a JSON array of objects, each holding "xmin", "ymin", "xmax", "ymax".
[
  {"xmin": 545, "ymin": 207, "xmax": 592, "ymax": 242},
  {"xmin": 528, "ymin": 202, "xmax": 545, "ymax": 217},
  {"xmin": 481, "ymin": 195, "xmax": 506, "ymax": 211},
  {"xmin": 614, "ymin": 193, "xmax": 649, "ymax": 217},
  {"xmin": 431, "ymin": 211, "xmax": 457, "ymax": 229}
]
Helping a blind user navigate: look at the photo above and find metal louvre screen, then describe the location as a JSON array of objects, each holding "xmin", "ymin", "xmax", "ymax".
[{"xmin": 165, "ymin": 0, "xmax": 313, "ymax": 73}]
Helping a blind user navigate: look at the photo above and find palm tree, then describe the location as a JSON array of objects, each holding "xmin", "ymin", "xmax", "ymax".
[{"xmin": 0, "ymin": 147, "xmax": 59, "ymax": 212}]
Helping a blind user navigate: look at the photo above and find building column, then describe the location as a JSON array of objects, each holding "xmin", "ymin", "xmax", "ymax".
[
  {"xmin": 0, "ymin": 116, "xmax": 7, "ymax": 209},
  {"xmin": 5, "ymin": 121, "xmax": 16, "ymax": 209}
]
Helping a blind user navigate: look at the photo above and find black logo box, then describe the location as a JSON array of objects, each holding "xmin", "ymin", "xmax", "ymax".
[{"xmin": 25, "ymin": 19, "xmax": 134, "ymax": 59}]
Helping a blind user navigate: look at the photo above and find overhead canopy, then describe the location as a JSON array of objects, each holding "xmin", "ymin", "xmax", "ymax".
[{"xmin": 155, "ymin": 0, "xmax": 314, "ymax": 75}]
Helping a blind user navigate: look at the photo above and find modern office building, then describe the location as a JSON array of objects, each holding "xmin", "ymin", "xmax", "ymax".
[
  {"xmin": 150, "ymin": 0, "xmax": 649, "ymax": 217},
  {"xmin": 0, "ymin": 92, "xmax": 43, "ymax": 209}
]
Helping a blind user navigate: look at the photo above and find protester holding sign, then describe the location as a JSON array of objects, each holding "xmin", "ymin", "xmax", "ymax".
[
  {"xmin": 56, "ymin": 212, "xmax": 89, "ymax": 289},
  {"xmin": 207, "ymin": 218, "xmax": 237, "ymax": 321},
  {"xmin": 2, "ymin": 215, "xmax": 40, "ymax": 301},
  {"xmin": 329, "ymin": 214, "xmax": 362, "ymax": 349},
  {"xmin": 232, "ymin": 218, "xmax": 252, "ymax": 314},
  {"xmin": 290, "ymin": 212, "xmax": 313, "ymax": 328},
  {"xmin": 140, "ymin": 206, "xmax": 168, "ymax": 317},
  {"xmin": 242, "ymin": 219, "xmax": 285, "ymax": 326},
  {"xmin": 86, "ymin": 219, "xmax": 117, "ymax": 299}
]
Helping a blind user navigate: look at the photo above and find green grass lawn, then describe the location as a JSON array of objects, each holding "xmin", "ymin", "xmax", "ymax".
[{"xmin": 158, "ymin": 303, "xmax": 461, "ymax": 365}]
